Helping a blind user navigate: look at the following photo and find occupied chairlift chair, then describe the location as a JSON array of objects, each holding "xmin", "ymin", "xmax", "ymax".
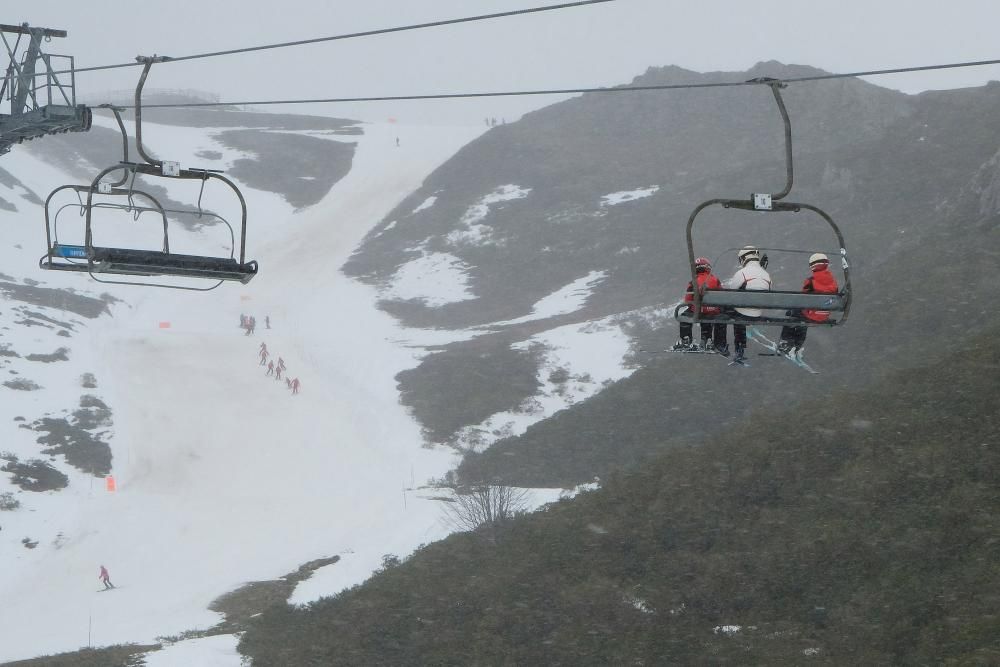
[
  {"xmin": 675, "ymin": 78, "xmax": 851, "ymax": 328},
  {"xmin": 39, "ymin": 56, "xmax": 258, "ymax": 288}
]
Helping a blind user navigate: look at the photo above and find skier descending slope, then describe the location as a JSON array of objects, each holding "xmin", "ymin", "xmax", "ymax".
[{"xmin": 99, "ymin": 565, "xmax": 114, "ymax": 590}]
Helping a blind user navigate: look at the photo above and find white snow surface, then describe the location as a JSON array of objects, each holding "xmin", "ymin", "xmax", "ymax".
[
  {"xmin": 411, "ymin": 195, "xmax": 438, "ymax": 214},
  {"xmin": 381, "ymin": 249, "xmax": 477, "ymax": 306},
  {"xmin": 445, "ymin": 184, "xmax": 530, "ymax": 247},
  {"xmin": 140, "ymin": 634, "xmax": 242, "ymax": 667},
  {"xmin": 600, "ymin": 185, "xmax": 659, "ymax": 206},
  {"xmin": 488, "ymin": 270, "xmax": 607, "ymax": 327},
  {"xmin": 0, "ymin": 120, "xmax": 488, "ymax": 662},
  {"xmin": 452, "ymin": 315, "xmax": 632, "ymax": 452}
]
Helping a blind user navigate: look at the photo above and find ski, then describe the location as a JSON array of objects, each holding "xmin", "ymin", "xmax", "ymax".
[{"xmin": 747, "ymin": 327, "xmax": 819, "ymax": 374}]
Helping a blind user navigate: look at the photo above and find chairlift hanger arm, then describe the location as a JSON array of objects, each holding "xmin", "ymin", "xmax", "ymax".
[
  {"xmin": 745, "ymin": 78, "xmax": 794, "ymax": 202},
  {"xmin": 133, "ymin": 56, "xmax": 172, "ymax": 168}
]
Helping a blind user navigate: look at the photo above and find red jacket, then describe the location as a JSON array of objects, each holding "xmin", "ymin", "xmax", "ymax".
[
  {"xmin": 802, "ymin": 266, "xmax": 839, "ymax": 322},
  {"xmin": 684, "ymin": 272, "xmax": 722, "ymax": 315}
]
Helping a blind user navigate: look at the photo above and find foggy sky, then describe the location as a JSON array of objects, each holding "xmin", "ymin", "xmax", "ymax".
[{"xmin": 13, "ymin": 1, "xmax": 1000, "ymax": 124}]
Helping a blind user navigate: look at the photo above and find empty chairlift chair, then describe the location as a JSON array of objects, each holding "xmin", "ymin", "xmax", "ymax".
[{"xmin": 39, "ymin": 57, "xmax": 258, "ymax": 289}]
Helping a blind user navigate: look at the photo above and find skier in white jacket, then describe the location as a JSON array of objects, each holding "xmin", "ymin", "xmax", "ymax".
[{"xmin": 724, "ymin": 246, "xmax": 772, "ymax": 360}]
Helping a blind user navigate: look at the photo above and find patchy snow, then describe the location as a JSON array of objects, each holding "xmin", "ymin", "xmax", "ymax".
[
  {"xmin": 452, "ymin": 315, "xmax": 633, "ymax": 452},
  {"xmin": 624, "ymin": 594, "xmax": 655, "ymax": 614},
  {"xmin": 381, "ymin": 250, "xmax": 477, "ymax": 306},
  {"xmin": 714, "ymin": 625, "xmax": 743, "ymax": 636},
  {"xmin": 412, "ymin": 195, "xmax": 438, "ymax": 214},
  {"xmin": 487, "ymin": 271, "xmax": 606, "ymax": 327},
  {"xmin": 445, "ymin": 184, "xmax": 530, "ymax": 247},
  {"xmin": 0, "ymin": 119, "xmax": 494, "ymax": 662},
  {"xmin": 600, "ymin": 185, "xmax": 659, "ymax": 207},
  {"xmin": 289, "ymin": 485, "xmax": 563, "ymax": 605},
  {"xmin": 560, "ymin": 479, "xmax": 601, "ymax": 499}
]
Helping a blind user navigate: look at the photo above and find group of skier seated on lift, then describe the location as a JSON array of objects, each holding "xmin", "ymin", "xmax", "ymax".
[{"xmin": 674, "ymin": 245, "xmax": 839, "ymax": 363}]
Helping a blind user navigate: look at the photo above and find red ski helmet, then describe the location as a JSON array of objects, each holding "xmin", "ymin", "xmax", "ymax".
[{"xmin": 694, "ymin": 256, "xmax": 712, "ymax": 272}]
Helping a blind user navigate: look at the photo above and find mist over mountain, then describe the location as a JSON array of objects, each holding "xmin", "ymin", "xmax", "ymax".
[
  {"xmin": 3, "ymin": 60, "xmax": 999, "ymax": 665},
  {"xmin": 341, "ymin": 62, "xmax": 1000, "ymax": 486}
]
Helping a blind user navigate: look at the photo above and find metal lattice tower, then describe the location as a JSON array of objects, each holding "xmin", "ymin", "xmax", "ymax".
[{"xmin": 0, "ymin": 22, "xmax": 91, "ymax": 155}]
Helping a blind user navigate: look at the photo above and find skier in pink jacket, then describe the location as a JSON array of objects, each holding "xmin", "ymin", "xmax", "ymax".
[{"xmin": 99, "ymin": 565, "xmax": 114, "ymax": 590}]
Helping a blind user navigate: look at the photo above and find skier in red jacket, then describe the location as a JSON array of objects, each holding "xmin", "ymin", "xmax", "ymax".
[
  {"xmin": 673, "ymin": 257, "xmax": 727, "ymax": 353},
  {"xmin": 99, "ymin": 565, "xmax": 114, "ymax": 590},
  {"xmin": 778, "ymin": 253, "xmax": 839, "ymax": 360}
]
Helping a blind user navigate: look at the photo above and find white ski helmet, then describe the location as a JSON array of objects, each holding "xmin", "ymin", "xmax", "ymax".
[
  {"xmin": 737, "ymin": 246, "xmax": 760, "ymax": 265},
  {"xmin": 808, "ymin": 252, "xmax": 829, "ymax": 267}
]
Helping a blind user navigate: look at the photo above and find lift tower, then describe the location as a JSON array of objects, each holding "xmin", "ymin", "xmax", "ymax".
[{"xmin": 0, "ymin": 22, "xmax": 91, "ymax": 155}]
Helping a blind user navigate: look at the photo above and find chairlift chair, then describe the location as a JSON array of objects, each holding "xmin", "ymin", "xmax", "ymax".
[
  {"xmin": 39, "ymin": 57, "xmax": 258, "ymax": 289},
  {"xmin": 676, "ymin": 79, "xmax": 851, "ymax": 329}
]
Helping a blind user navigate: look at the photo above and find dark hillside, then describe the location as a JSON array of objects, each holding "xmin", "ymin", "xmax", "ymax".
[
  {"xmin": 240, "ymin": 328, "xmax": 1000, "ymax": 665},
  {"xmin": 344, "ymin": 62, "xmax": 913, "ymax": 328}
]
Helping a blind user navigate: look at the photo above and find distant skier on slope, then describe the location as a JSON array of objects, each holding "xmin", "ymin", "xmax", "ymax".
[
  {"xmin": 291, "ymin": 378, "xmax": 300, "ymax": 395},
  {"xmin": 267, "ymin": 360, "xmax": 275, "ymax": 376},
  {"xmin": 99, "ymin": 565, "xmax": 114, "ymax": 590},
  {"xmin": 265, "ymin": 315, "xmax": 271, "ymax": 329},
  {"xmin": 275, "ymin": 364, "xmax": 283, "ymax": 381},
  {"xmin": 260, "ymin": 349, "xmax": 269, "ymax": 366}
]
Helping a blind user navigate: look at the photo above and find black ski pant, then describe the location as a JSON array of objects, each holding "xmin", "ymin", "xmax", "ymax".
[
  {"xmin": 780, "ymin": 310, "xmax": 809, "ymax": 348},
  {"xmin": 679, "ymin": 320, "xmax": 726, "ymax": 346},
  {"xmin": 728, "ymin": 310, "xmax": 761, "ymax": 350}
]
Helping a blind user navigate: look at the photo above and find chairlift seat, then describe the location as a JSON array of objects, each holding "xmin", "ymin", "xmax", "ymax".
[
  {"xmin": 674, "ymin": 288, "xmax": 848, "ymax": 328},
  {"xmin": 699, "ymin": 289, "xmax": 847, "ymax": 311},
  {"xmin": 42, "ymin": 244, "xmax": 257, "ymax": 284}
]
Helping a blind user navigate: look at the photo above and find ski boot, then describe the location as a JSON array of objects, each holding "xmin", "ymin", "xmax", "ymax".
[
  {"xmin": 703, "ymin": 339, "xmax": 715, "ymax": 353},
  {"xmin": 715, "ymin": 342, "xmax": 730, "ymax": 357},
  {"xmin": 734, "ymin": 344, "xmax": 746, "ymax": 362},
  {"xmin": 671, "ymin": 336, "xmax": 692, "ymax": 351}
]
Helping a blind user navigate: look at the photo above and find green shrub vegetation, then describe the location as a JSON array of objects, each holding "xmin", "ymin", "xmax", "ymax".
[{"xmin": 239, "ymin": 331, "xmax": 1000, "ymax": 665}]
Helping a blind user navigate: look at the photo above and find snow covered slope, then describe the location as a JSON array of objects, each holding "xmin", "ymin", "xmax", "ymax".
[{"xmin": 0, "ymin": 118, "xmax": 497, "ymax": 661}]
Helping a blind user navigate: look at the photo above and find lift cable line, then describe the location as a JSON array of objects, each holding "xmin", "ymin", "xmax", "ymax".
[
  {"xmin": 109, "ymin": 55, "xmax": 1000, "ymax": 110},
  {"xmin": 45, "ymin": 0, "xmax": 616, "ymax": 78}
]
